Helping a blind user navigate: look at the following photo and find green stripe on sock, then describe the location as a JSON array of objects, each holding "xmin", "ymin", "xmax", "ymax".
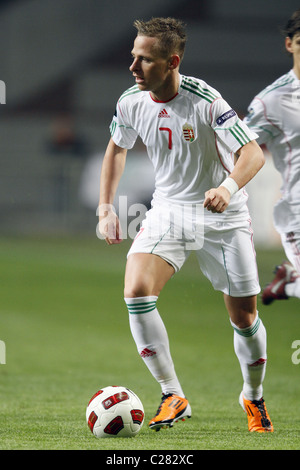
[
  {"xmin": 233, "ymin": 317, "xmax": 261, "ymax": 337},
  {"xmin": 126, "ymin": 301, "xmax": 157, "ymax": 314}
]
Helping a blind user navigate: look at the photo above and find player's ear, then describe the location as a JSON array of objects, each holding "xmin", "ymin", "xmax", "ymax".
[
  {"xmin": 169, "ymin": 54, "xmax": 180, "ymax": 70},
  {"xmin": 285, "ymin": 36, "xmax": 293, "ymax": 55}
]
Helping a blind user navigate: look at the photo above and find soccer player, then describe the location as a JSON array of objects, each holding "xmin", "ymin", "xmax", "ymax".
[
  {"xmin": 99, "ymin": 17, "xmax": 273, "ymax": 433},
  {"xmin": 244, "ymin": 9, "xmax": 300, "ymax": 305}
]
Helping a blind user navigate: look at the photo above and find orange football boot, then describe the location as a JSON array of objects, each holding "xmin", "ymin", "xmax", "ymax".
[
  {"xmin": 149, "ymin": 393, "xmax": 192, "ymax": 431},
  {"xmin": 239, "ymin": 392, "xmax": 273, "ymax": 432}
]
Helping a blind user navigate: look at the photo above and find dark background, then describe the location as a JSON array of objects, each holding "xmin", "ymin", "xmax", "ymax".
[{"xmin": 0, "ymin": 0, "xmax": 298, "ymax": 238}]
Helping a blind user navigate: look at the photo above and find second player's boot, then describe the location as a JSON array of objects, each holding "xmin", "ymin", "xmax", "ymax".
[{"xmin": 262, "ymin": 261, "xmax": 300, "ymax": 305}]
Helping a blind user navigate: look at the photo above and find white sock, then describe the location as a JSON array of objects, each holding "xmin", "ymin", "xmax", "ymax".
[
  {"xmin": 230, "ymin": 313, "xmax": 267, "ymax": 401},
  {"xmin": 125, "ymin": 296, "xmax": 185, "ymax": 397},
  {"xmin": 285, "ymin": 278, "xmax": 300, "ymax": 298}
]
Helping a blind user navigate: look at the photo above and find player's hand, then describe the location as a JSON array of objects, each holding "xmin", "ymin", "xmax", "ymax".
[
  {"xmin": 203, "ymin": 186, "xmax": 231, "ymax": 213},
  {"xmin": 98, "ymin": 205, "xmax": 123, "ymax": 245}
]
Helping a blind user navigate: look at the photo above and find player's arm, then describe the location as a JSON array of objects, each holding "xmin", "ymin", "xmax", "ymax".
[
  {"xmin": 204, "ymin": 139, "xmax": 265, "ymax": 213},
  {"xmin": 98, "ymin": 138, "xmax": 127, "ymax": 244}
]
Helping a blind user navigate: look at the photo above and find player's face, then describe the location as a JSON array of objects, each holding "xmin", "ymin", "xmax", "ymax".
[{"xmin": 129, "ymin": 35, "xmax": 175, "ymax": 100}]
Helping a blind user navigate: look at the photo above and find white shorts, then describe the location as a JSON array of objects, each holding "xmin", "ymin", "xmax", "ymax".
[
  {"xmin": 280, "ymin": 230, "xmax": 300, "ymax": 272},
  {"xmin": 127, "ymin": 202, "xmax": 260, "ymax": 297}
]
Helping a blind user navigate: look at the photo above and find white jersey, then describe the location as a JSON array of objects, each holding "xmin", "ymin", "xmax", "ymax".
[
  {"xmin": 110, "ymin": 74, "xmax": 257, "ymax": 212},
  {"xmin": 244, "ymin": 69, "xmax": 300, "ymax": 233}
]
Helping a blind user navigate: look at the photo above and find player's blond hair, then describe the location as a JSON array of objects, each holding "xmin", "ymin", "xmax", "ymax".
[{"xmin": 133, "ymin": 17, "xmax": 187, "ymax": 62}]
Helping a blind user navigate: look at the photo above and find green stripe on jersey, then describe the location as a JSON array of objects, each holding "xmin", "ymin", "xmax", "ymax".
[
  {"xmin": 229, "ymin": 122, "xmax": 250, "ymax": 146},
  {"xmin": 180, "ymin": 77, "xmax": 218, "ymax": 103},
  {"xmin": 247, "ymin": 124, "xmax": 274, "ymax": 138},
  {"xmin": 110, "ymin": 120, "xmax": 117, "ymax": 137},
  {"xmin": 119, "ymin": 84, "xmax": 141, "ymax": 102},
  {"xmin": 126, "ymin": 301, "xmax": 157, "ymax": 315},
  {"xmin": 257, "ymin": 73, "xmax": 295, "ymax": 99}
]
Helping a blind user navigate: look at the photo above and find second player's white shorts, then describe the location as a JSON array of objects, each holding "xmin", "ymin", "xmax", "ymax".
[
  {"xmin": 127, "ymin": 202, "xmax": 260, "ymax": 298},
  {"xmin": 280, "ymin": 230, "xmax": 300, "ymax": 272}
]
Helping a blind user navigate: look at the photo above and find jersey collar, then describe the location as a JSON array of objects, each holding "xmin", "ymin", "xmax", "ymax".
[{"xmin": 149, "ymin": 75, "xmax": 182, "ymax": 103}]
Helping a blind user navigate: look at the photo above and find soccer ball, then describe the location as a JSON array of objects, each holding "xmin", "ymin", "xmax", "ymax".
[{"xmin": 86, "ymin": 386, "xmax": 144, "ymax": 438}]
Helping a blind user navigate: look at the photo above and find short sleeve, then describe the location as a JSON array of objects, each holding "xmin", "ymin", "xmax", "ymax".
[
  {"xmin": 210, "ymin": 98, "xmax": 258, "ymax": 153},
  {"xmin": 243, "ymin": 97, "xmax": 280, "ymax": 146},
  {"xmin": 109, "ymin": 101, "xmax": 138, "ymax": 149}
]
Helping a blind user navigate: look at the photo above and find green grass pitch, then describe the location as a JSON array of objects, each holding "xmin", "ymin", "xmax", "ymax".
[{"xmin": 0, "ymin": 235, "xmax": 299, "ymax": 450}]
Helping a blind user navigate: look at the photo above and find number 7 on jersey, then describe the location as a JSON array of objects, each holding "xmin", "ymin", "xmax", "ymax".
[{"xmin": 159, "ymin": 127, "xmax": 172, "ymax": 150}]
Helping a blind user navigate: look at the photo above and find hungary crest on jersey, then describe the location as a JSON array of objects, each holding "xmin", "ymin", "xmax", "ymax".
[{"xmin": 182, "ymin": 123, "xmax": 195, "ymax": 142}]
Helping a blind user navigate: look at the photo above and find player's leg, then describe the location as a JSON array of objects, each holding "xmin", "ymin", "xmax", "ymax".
[
  {"xmin": 225, "ymin": 293, "xmax": 273, "ymax": 432},
  {"xmin": 224, "ymin": 294, "xmax": 267, "ymax": 400},
  {"xmin": 125, "ymin": 253, "xmax": 178, "ymax": 395},
  {"xmin": 195, "ymin": 218, "xmax": 273, "ymax": 431},
  {"xmin": 124, "ymin": 252, "xmax": 174, "ymax": 298},
  {"xmin": 224, "ymin": 294, "xmax": 268, "ymax": 404},
  {"xmin": 124, "ymin": 252, "xmax": 191, "ymax": 429}
]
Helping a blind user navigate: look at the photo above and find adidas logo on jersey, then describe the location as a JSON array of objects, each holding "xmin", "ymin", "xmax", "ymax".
[
  {"xmin": 158, "ymin": 108, "xmax": 170, "ymax": 118},
  {"xmin": 140, "ymin": 348, "xmax": 156, "ymax": 358}
]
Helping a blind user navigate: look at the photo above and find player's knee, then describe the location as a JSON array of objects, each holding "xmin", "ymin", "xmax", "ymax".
[
  {"xmin": 124, "ymin": 280, "xmax": 153, "ymax": 298},
  {"xmin": 224, "ymin": 294, "xmax": 257, "ymax": 328},
  {"xmin": 230, "ymin": 309, "xmax": 257, "ymax": 329}
]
